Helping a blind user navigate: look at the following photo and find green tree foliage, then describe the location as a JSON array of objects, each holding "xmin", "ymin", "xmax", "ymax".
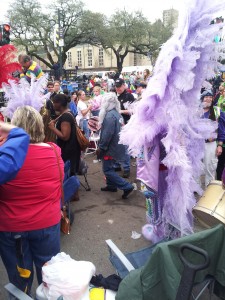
[
  {"xmin": 8, "ymin": 0, "xmax": 173, "ymax": 71},
  {"xmin": 90, "ymin": 10, "xmax": 173, "ymax": 73},
  {"xmin": 8, "ymin": 0, "xmax": 92, "ymax": 67}
]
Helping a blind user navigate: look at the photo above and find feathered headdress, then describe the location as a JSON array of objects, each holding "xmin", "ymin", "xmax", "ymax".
[
  {"xmin": 120, "ymin": 0, "xmax": 225, "ymax": 237},
  {"xmin": 3, "ymin": 74, "xmax": 48, "ymax": 119},
  {"xmin": 0, "ymin": 45, "xmax": 21, "ymax": 87}
]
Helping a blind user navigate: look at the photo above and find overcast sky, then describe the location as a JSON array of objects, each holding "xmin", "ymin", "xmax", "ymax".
[{"xmin": 0, "ymin": 0, "xmax": 183, "ymax": 23}]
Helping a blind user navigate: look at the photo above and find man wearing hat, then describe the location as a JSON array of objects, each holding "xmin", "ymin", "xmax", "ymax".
[
  {"xmin": 115, "ymin": 78, "xmax": 135, "ymax": 124},
  {"xmin": 135, "ymin": 81, "xmax": 147, "ymax": 101},
  {"xmin": 114, "ymin": 78, "xmax": 135, "ymax": 178},
  {"xmin": 201, "ymin": 90, "xmax": 225, "ymax": 186}
]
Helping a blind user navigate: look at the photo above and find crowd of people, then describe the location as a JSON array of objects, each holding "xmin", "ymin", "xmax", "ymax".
[
  {"xmin": 1, "ymin": 49, "xmax": 225, "ymax": 297},
  {"xmin": 0, "ymin": 53, "xmax": 153, "ymax": 295}
]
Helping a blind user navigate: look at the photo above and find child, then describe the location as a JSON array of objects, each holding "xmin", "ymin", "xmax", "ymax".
[{"xmin": 90, "ymin": 86, "xmax": 103, "ymax": 116}]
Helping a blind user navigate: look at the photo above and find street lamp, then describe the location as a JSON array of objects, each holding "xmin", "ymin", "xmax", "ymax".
[{"xmin": 58, "ymin": 9, "xmax": 63, "ymax": 79}]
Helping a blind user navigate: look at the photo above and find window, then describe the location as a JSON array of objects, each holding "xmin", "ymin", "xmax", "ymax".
[
  {"xmin": 67, "ymin": 51, "xmax": 72, "ymax": 68},
  {"xmin": 99, "ymin": 48, "xmax": 104, "ymax": 67},
  {"xmin": 87, "ymin": 49, "xmax": 92, "ymax": 67},
  {"xmin": 134, "ymin": 53, "xmax": 137, "ymax": 66},
  {"xmin": 77, "ymin": 50, "xmax": 82, "ymax": 67}
]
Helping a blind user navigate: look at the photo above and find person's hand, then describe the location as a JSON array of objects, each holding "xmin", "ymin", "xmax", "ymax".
[
  {"xmin": 0, "ymin": 121, "xmax": 16, "ymax": 133},
  {"xmin": 0, "ymin": 121, "xmax": 16, "ymax": 146},
  {"xmin": 48, "ymin": 120, "xmax": 56, "ymax": 130},
  {"xmin": 216, "ymin": 145, "xmax": 223, "ymax": 156},
  {"xmin": 88, "ymin": 104, "xmax": 92, "ymax": 110}
]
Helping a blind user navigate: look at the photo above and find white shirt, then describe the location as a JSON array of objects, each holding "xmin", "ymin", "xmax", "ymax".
[{"xmin": 76, "ymin": 100, "xmax": 90, "ymax": 124}]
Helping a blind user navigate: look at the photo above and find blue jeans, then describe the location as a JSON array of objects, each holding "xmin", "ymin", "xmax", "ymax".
[
  {"xmin": 102, "ymin": 159, "xmax": 133, "ymax": 190},
  {"xmin": 0, "ymin": 223, "xmax": 60, "ymax": 294},
  {"xmin": 114, "ymin": 148, "xmax": 130, "ymax": 172},
  {"xmin": 92, "ymin": 110, "xmax": 100, "ymax": 117},
  {"xmin": 79, "ymin": 119, "xmax": 90, "ymax": 139}
]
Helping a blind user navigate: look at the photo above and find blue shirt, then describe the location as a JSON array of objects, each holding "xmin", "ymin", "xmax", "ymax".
[
  {"xmin": 0, "ymin": 127, "xmax": 29, "ymax": 184},
  {"xmin": 68, "ymin": 102, "xmax": 78, "ymax": 117}
]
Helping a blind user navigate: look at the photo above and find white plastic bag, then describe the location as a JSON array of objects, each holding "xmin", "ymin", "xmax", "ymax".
[{"xmin": 42, "ymin": 252, "xmax": 96, "ymax": 300}]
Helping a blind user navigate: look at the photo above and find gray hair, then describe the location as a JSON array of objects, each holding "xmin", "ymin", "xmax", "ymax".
[
  {"xmin": 22, "ymin": 55, "xmax": 31, "ymax": 63},
  {"xmin": 99, "ymin": 92, "xmax": 120, "ymax": 124},
  {"xmin": 18, "ymin": 54, "xmax": 31, "ymax": 63},
  {"xmin": 11, "ymin": 106, "xmax": 45, "ymax": 143}
]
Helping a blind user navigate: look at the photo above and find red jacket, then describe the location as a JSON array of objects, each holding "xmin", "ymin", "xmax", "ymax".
[{"xmin": 0, "ymin": 143, "xmax": 64, "ymax": 231}]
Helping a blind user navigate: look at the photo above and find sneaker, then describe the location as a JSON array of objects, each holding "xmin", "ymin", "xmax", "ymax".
[
  {"xmin": 122, "ymin": 186, "xmax": 134, "ymax": 199},
  {"xmin": 123, "ymin": 170, "xmax": 130, "ymax": 178},
  {"xmin": 101, "ymin": 186, "xmax": 117, "ymax": 192}
]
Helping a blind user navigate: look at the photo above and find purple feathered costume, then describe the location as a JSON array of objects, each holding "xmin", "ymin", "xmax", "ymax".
[{"xmin": 120, "ymin": 0, "xmax": 225, "ymax": 242}]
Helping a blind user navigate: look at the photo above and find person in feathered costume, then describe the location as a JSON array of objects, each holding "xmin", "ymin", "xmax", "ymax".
[
  {"xmin": 0, "ymin": 45, "xmax": 30, "ymax": 184},
  {"xmin": 0, "ymin": 45, "xmax": 21, "ymax": 87},
  {"xmin": 120, "ymin": 0, "xmax": 225, "ymax": 242}
]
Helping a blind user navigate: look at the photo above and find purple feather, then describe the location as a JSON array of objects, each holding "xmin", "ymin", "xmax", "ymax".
[
  {"xmin": 120, "ymin": 0, "xmax": 225, "ymax": 237},
  {"xmin": 3, "ymin": 74, "xmax": 48, "ymax": 119}
]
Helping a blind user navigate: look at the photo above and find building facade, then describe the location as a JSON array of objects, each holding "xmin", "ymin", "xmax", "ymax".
[
  {"xmin": 163, "ymin": 8, "xmax": 179, "ymax": 29},
  {"xmin": 37, "ymin": 44, "xmax": 151, "ymax": 73}
]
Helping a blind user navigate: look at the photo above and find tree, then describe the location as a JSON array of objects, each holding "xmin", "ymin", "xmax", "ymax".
[
  {"xmin": 91, "ymin": 10, "xmax": 173, "ymax": 73},
  {"xmin": 8, "ymin": 0, "xmax": 97, "ymax": 68},
  {"xmin": 9, "ymin": 1, "xmax": 173, "ymax": 72}
]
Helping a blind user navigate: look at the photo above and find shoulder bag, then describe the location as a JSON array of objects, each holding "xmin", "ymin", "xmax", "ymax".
[
  {"xmin": 67, "ymin": 111, "xmax": 90, "ymax": 152},
  {"xmin": 56, "ymin": 111, "xmax": 90, "ymax": 152}
]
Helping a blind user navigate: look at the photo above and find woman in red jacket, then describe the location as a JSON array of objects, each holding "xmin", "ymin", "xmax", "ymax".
[{"xmin": 0, "ymin": 106, "xmax": 64, "ymax": 294}]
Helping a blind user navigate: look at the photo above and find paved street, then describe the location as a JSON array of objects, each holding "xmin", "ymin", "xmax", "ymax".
[{"xmin": 0, "ymin": 154, "xmax": 221, "ymax": 299}]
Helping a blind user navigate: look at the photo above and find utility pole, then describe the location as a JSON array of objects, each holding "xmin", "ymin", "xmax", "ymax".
[{"xmin": 58, "ymin": 9, "xmax": 63, "ymax": 79}]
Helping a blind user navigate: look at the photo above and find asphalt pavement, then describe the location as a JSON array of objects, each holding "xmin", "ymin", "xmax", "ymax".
[{"xmin": 0, "ymin": 154, "xmax": 221, "ymax": 299}]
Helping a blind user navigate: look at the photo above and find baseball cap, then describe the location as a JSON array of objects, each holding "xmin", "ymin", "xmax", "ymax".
[
  {"xmin": 201, "ymin": 90, "xmax": 213, "ymax": 99},
  {"xmin": 115, "ymin": 78, "xmax": 125, "ymax": 87}
]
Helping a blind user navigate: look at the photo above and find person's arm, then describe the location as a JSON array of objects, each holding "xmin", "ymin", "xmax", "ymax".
[
  {"xmin": 0, "ymin": 124, "xmax": 30, "ymax": 184},
  {"xmin": 20, "ymin": 68, "xmax": 32, "ymax": 83},
  {"xmin": 120, "ymin": 93, "xmax": 135, "ymax": 115},
  {"xmin": 98, "ymin": 116, "xmax": 116, "ymax": 156},
  {"xmin": 49, "ymin": 120, "xmax": 71, "ymax": 141},
  {"xmin": 216, "ymin": 111, "xmax": 225, "ymax": 156},
  {"xmin": 81, "ymin": 104, "xmax": 92, "ymax": 117}
]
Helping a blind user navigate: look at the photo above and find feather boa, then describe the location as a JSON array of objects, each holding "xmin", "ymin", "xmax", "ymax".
[
  {"xmin": 3, "ymin": 74, "xmax": 48, "ymax": 119},
  {"xmin": 120, "ymin": 0, "xmax": 225, "ymax": 237},
  {"xmin": 0, "ymin": 45, "xmax": 21, "ymax": 87}
]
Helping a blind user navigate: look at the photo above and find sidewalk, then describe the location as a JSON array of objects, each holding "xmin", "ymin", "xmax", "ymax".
[{"xmin": 0, "ymin": 154, "xmax": 221, "ymax": 299}]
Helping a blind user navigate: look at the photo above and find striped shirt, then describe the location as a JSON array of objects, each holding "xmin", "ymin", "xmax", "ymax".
[{"xmin": 20, "ymin": 61, "xmax": 44, "ymax": 83}]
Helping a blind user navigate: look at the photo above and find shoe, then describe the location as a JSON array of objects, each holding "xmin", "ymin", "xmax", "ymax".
[
  {"xmin": 101, "ymin": 186, "xmax": 117, "ymax": 192},
  {"xmin": 71, "ymin": 190, "xmax": 80, "ymax": 201},
  {"xmin": 123, "ymin": 170, "xmax": 130, "ymax": 178},
  {"xmin": 114, "ymin": 167, "xmax": 122, "ymax": 172},
  {"xmin": 122, "ymin": 186, "xmax": 134, "ymax": 199}
]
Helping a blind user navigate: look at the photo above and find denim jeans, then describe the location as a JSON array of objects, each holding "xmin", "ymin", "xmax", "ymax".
[
  {"xmin": 114, "ymin": 148, "xmax": 130, "ymax": 172},
  {"xmin": 0, "ymin": 223, "xmax": 60, "ymax": 294},
  {"xmin": 79, "ymin": 119, "xmax": 90, "ymax": 139},
  {"xmin": 91, "ymin": 110, "xmax": 100, "ymax": 117},
  {"xmin": 102, "ymin": 159, "xmax": 133, "ymax": 190}
]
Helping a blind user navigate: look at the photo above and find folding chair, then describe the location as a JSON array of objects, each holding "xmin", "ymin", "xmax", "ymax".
[
  {"xmin": 85, "ymin": 116, "xmax": 100, "ymax": 155},
  {"xmin": 78, "ymin": 158, "xmax": 91, "ymax": 191},
  {"xmin": 87, "ymin": 131, "xmax": 100, "ymax": 153},
  {"xmin": 106, "ymin": 224, "xmax": 225, "ymax": 300}
]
